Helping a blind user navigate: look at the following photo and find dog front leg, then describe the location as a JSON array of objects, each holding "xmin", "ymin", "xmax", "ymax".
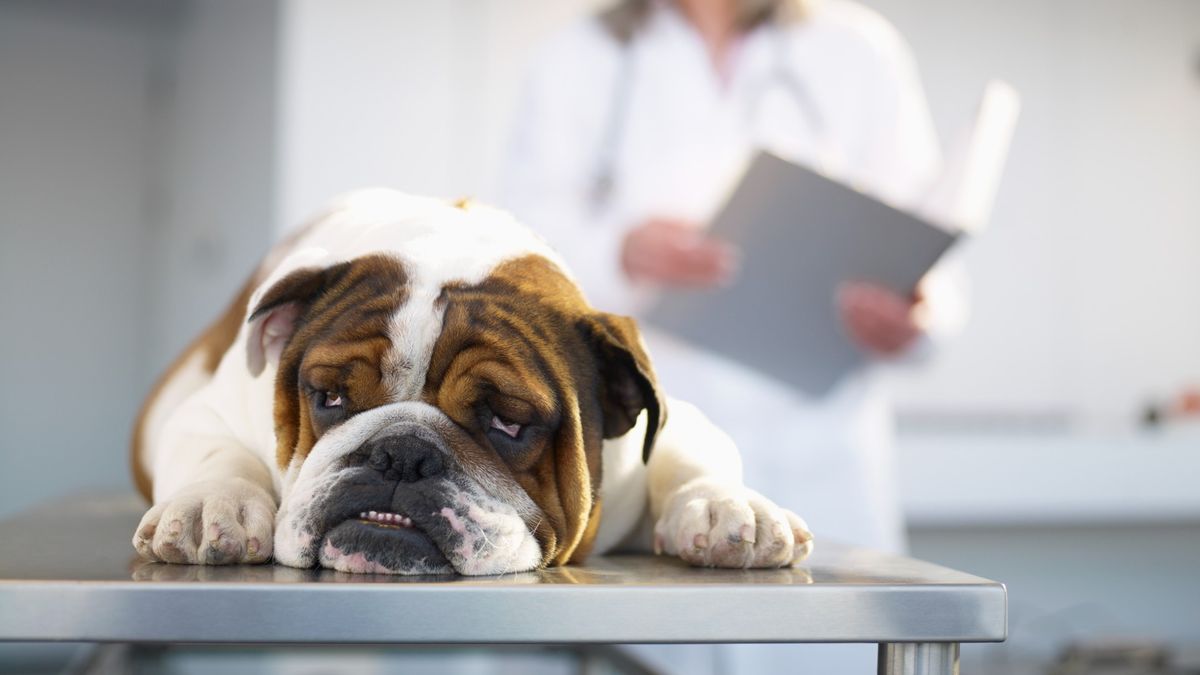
[
  {"xmin": 646, "ymin": 398, "xmax": 813, "ymax": 568},
  {"xmin": 133, "ymin": 406, "xmax": 277, "ymax": 565}
]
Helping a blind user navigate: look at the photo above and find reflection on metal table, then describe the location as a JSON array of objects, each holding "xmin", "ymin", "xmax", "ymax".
[{"xmin": 0, "ymin": 494, "xmax": 1005, "ymax": 674}]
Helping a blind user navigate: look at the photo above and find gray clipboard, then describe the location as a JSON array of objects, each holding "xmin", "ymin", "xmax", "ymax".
[{"xmin": 647, "ymin": 151, "xmax": 961, "ymax": 397}]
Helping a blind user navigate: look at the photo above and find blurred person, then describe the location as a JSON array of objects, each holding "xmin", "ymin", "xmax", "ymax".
[{"xmin": 502, "ymin": 0, "xmax": 967, "ymax": 670}]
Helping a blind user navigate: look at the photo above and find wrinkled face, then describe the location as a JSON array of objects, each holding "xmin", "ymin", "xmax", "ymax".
[{"xmin": 250, "ymin": 252, "xmax": 662, "ymax": 575}]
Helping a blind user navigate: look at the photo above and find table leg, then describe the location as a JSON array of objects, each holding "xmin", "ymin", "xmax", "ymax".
[{"xmin": 877, "ymin": 642, "xmax": 959, "ymax": 675}]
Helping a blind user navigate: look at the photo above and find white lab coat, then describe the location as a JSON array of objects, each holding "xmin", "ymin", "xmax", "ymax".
[{"xmin": 502, "ymin": 2, "xmax": 963, "ymax": 671}]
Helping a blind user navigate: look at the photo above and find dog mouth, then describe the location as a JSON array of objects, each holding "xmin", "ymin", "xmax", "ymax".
[
  {"xmin": 299, "ymin": 467, "xmax": 541, "ymax": 576},
  {"xmin": 319, "ymin": 507, "xmax": 453, "ymax": 575}
]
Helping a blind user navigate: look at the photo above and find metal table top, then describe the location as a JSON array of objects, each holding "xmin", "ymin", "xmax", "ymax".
[{"xmin": 0, "ymin": 494, "xmax": 1006, "ymax": 645}]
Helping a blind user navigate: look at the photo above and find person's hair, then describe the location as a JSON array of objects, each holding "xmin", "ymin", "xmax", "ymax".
[{"xmin": 599, "ymin": 0, "xmax": 809, "ymax": 43}]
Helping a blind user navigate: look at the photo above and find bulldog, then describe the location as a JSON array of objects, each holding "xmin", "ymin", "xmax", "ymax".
[{"xmin": 131, "ymin": 190, "xmax": 813, "ymax": 575}]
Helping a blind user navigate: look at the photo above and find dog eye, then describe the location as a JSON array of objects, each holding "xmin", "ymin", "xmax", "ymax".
[
  {"xmin": 488, "ymin": 415, "xmax": 522, "ymax": 439},
  {"xmin": 322, "ymin": 392, "xmax": 343, "ymax": 408}
]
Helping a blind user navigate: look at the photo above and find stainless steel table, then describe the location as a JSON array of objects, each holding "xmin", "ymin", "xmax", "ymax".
[{"xmin": 0, "ymin": 495, "xmax": 1006, "ymax": 674}]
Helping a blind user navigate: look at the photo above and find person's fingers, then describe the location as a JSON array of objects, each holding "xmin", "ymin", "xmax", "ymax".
[
  {"xmin": 871, "ymin": 324, "xmax": 913, "ymax": 354},
  {"xmin": 854, "ymin": 303, "xmax": 911, "ymax": 352},
  {"xmin": 866, "ymin": 319, "xmax": 917, "ymax": 354},
  {"xmin": 839, "ymin": 286, "xmax": 920, "ymax": 355},
  {"xmin": 842, "ymin": 280, "xmax": 914, "ymax": 306},
  {"xmin": 862, "ymin": 283, "xmax": 919, "ymax": 317},
  {"xmin": 680, "ymin": 240, "xmax": 737, "ymax": 284},
  {"xmin": 648, "ymin": 236, "xmax": 735, "ymax": 287},
  {"xmin": 843, "ymin": 283, "xmax": 915, "ymax": 326},
  {"xmin": 867, "ymin": 297, "xmax": 912, "ymax": 334},
  {"xmin": 875, "ymin": 289, "xmax": 915, "ymax": 324},
  {"xmin": 844, "ymin": 306, "xmax": 885, "ymax": 351},
  {"xmin": 713, "ymin": 245, "xmax": 740, "ymax": 283},
  {"xmin": 623, "ymin": 218, "xmax": 737, "ymax": 287}
]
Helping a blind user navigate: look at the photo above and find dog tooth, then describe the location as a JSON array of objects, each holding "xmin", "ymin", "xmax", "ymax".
[{"xmin": 368, "ymin": 511, "xmax": 378, "ymax": 520}]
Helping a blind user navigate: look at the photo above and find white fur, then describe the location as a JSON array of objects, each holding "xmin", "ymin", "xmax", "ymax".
[
  {"xmin": 137, "ymin": 349, "xmax": 209, "ymax": 489},
  {"xmin": 591, "ymin": 414, "xmax": 650, "ymax": 554}
]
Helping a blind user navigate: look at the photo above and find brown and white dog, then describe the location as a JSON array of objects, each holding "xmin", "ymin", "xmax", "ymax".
[{"xmin": 131, "ymin": 190, "xmax": 812, "ymax": 575}]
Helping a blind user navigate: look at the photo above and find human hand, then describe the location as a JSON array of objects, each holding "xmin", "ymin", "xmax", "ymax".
[
  {"xmin": 836, "ymin": 281, "xmax": 924, "ymax": 357},
  {"xmin": 620, "ymin": 218, "xmax": 738, "ymax": 288}
]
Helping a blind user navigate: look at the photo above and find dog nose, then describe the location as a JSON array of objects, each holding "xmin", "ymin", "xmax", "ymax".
[{"xmin": 365, "ymin": 435, "xmax": 445, "ymax": 482}]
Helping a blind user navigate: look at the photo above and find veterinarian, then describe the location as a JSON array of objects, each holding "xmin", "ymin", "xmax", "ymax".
[{"xmin": 501, "ymin": 0, "xmax": 966, "ymax": 668}]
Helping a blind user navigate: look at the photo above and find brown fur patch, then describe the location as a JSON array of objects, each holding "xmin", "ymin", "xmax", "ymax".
[
  {"xmin": 268, "ymin": 255, "xmax": 409, "ymax": 468},
  {"xmin": 422, "ymin": 255, "xmax": 661, "ymax": 566}
]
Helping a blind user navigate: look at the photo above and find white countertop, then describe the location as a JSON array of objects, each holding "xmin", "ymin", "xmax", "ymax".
[{"xmin": 898, "ymin": 429, "xmax": 1200, "ymax": 527}]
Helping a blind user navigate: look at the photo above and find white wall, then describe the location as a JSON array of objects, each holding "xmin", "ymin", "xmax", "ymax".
[
  {"xmin": 872, "ymin": 0, "xmax": 1200, "ymax": 430},
  {"xmin": 0, "ymin": 0, "xmax": 278, "ymax": 517},
  {"xmin": 275, "ymin": 0, "xmax": 602, "ymax": 231},
  {"xmin": 0, "ymin": 2, "xmax": 165, "ymax": 515},
  {"xmin": 149, "ymin": 0, "xmax": 279, "ymax": 369},
  {"xmin": 277, "ymin": 0, "xmax": 478, "ymax": 230}
]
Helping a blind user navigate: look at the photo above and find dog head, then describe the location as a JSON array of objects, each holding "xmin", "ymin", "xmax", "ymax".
[{"xmin": 249, "ymin": 192, "xmax": 664, "ymax": 575}]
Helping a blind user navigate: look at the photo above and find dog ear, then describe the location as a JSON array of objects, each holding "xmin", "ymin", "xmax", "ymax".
[
  {"xmin": 245, "ymin": 263, "xmax": 348, "ymax": 376},
  {"xmin": 578, "ymin": 313, "xmax": 667, "ymax": 462}
]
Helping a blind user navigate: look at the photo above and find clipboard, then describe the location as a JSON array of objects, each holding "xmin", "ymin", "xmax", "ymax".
[
  {"xmin": 647, "ymin": 151, "xmax": 961, "ymax": 397},
  {"xmin": 646, "ymin": 81, "xmax": 1019, "ymax": 397}
]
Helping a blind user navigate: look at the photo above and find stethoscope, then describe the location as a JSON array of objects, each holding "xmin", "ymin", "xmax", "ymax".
[{"xmin": 589, "ymin": 25, "xmax": 833, "ymax": 213}]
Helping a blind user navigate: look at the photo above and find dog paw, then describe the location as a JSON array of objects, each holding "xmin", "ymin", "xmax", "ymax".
[
  {"xmin": 132, "ymin": 479, "xmax": 276, "ymax": 565},
  {"xmin": 653, "ymin": 478, "xmax": 814, "ymax": 568}
]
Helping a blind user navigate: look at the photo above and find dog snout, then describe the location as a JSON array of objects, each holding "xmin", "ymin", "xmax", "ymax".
[{"xmin": 364, "ymin": 435, "xmax": 446, "ymax": 483}]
